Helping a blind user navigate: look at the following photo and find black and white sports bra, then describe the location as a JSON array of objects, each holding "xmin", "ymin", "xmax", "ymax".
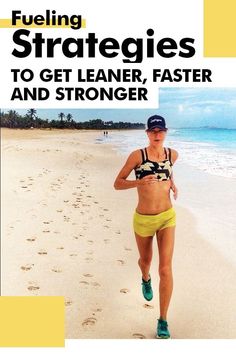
[{"xmin": 135, "ymin": 147, "xmax": 173, "ymax": 181}]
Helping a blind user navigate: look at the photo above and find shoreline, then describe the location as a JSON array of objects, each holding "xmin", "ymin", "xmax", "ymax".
[{"xmin": 1, "ymin": 128, "xmax": 236, "ymax": 339}]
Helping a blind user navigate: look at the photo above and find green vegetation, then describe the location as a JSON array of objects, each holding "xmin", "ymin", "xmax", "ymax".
[{"xmin": 0, "ymin": 109, "xmax": 145, "ymax": 130}]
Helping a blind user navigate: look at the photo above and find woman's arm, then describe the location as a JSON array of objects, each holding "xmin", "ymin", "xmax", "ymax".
[
  {"xmin": 170, "ymin": 149, "xmax": 179, "ymax": 200},
  {"xmin": 171, "ymin": 149, "xmax": 178, "ymax": 165},
  {"xmin": 113, "ymin": 150, "xmax": 157, "ymax": 190},
  {"xmin": 113, "ymin": 150, "xmax": 140, "ymax": 190},
  {"xmin": 170, "ymin": 172, "xmax": 178, "ymax": 200}
]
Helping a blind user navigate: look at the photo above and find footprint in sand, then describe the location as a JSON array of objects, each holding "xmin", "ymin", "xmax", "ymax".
[
  {"xmin": 86, "ymin": 251, "xmax": 94, "ymax": 255},
  {"xmin": 115, "ymin": 230, "xmax": 121, "ymax": 235},
  {"xmin": 38, "ymin": 249, "xmax": 47, "ymax": 255},
  {"xmin": 143, "ymin": 304, "xmax": 154, "ymax": 309},
  {"xmin": 57, "ymin": 247, "xmax": 64, "ymax": 250},
  {"xmin": 51, "ymin": 267, "xmax": 62, "ymax": 273},
  {"xmin": 65, "ymin": 298, "xmax": 73, "ymax": 306},
  {"xmin": 117, "ymin": 260, "xmax": 125, "ymax": 265},
  {"xmin": 21, "ymin": 264, "xmax": 34, "ymax": 271},
  {"xmin": 26, "ymin": 237, "xmax": 36, "ymax": 242},
  {"xmin": 43, "ymin": 221, "xmax": 51, "ymax": 224},
  {"xmin": 82, "ymin": 317, "xmax": 97, "ymax": 328},
  {"xmin": 85, "ymin": 257, "xmax": 93, "ymax": 262},
  {"xmin": 132, "ymin": 333, "xmax": 146, "ymax": 339},
  {"xmin": 27, "ymin": 282, "xmax": 40, "ymax": 291},
  {"xmin": 73, "ymin": 236, "xmax": 79, "ymax": 240},
  {"xmin": 124, "ymin": 247, "xmax": 132, "ymax": 251},
  {"xmin": 43, "ymin": 230, "xmax": 50, "ymax": 233},
  {"xmin": 120, "ymin": 288, "xmax": 130, "ymax": 294},
  {"xmin": 72, "ymin": 204, "xmax": 80, "ymax": 208},
  {"xmin": 79, "ymin": 281, "xmax": 89, "ymax": 285},
  {"xmin": 103, "ymin": 225, "xmax": 110, "ymax": 229},
  {"xmin": 83, "ymin": 273, "xmax": 93, "ymax": 278},
  {"xmin": 104, "ymin": 239, "xmax": 110, "ymax": 244},
  {"xmin": 70, "ymin": 254, "xmax": 78, "ymax": 257},
  {"xmin": 91, "ymin": 282, "xmax": 101, "ymax": 287},
  {"xmin": 56, "ymin": 209, "xmax": 63, "ymax": 213},
  {"xmin": 87, "ymin": 240, "xmax": 93, "ymax": 244}
]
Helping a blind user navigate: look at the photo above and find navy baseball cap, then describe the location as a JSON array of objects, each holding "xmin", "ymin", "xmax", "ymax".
[{"xmin": 146, "ymin": 115, "xmax": 167, "ymax": 131}]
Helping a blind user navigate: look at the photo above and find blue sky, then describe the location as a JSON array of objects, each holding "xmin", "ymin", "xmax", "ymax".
[{"xmin": 6, "ymin": 88, "xmax": 236, "ymax": 128}]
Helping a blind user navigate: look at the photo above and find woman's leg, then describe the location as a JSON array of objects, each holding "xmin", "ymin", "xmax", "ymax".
[
  {"xmin": 135, "ymin": 233, "xmax": 153, "ymax": 281},
  {"xmin": 156, "ymin": 226, "xmax": 175, "ymax": 320}
]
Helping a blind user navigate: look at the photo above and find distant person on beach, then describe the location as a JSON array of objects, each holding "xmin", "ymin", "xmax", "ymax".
[{"xmin": 114, "ymin": 115, "xmax": 178, "ymax": 339}]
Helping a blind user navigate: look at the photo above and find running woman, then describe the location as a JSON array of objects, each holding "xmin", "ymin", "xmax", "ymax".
[{"xmin": 114, "ymin": 115, "xmax": 178, "ymax": 339}]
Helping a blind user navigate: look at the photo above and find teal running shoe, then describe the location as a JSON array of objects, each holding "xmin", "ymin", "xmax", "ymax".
[
  {"xmin": 141, "ymin": 276, "xmax": 153, "ymax": 301},
  {"xmin": 156, "ymin": 318, "xmax": 171, "ymax": 339}
]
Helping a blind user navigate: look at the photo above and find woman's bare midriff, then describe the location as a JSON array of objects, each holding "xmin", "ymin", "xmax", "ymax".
[{"xmin": 136, "ymin": 180, "xmax": 172, "ymax": 215}]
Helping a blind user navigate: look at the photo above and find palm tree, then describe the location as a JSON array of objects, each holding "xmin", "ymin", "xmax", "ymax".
[
  {"xmin": 27, "ymin": 108, "xmax": 37, "ymax": 127},
  {"xmin": 66, "ymin": 113, "xmax": 72, "ymax": 122},
  {"xmin": 58, "ymin": 112, "xmax": 65, "ymax": 122},
  {"xmin": 8, "ymin": 110, "xmax": 19, "ymax": 128}
]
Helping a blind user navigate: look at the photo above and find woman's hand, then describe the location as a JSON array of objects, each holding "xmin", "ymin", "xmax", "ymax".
[
  {"xmin": 170, "ymin": 182, "xmax": 178, "ymax": 200},
  {"xmin": 137, "ymin": 174, "xmax": 157, "ymax": 186}
]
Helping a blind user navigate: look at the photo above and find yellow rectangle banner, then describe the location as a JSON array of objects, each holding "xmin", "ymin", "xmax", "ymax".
[
  {"xmin": 0, "ymin": 297, "xmax": 64, "ymax": 347},
  {"xmin": 204, "ymin": 0, "xmax": 236, "ymax": 57}
]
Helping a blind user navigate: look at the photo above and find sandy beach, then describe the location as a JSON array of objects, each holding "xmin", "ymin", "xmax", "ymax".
[{"xmin": 1, "ymin": 128, "xmax": 236, "ymax": 339}]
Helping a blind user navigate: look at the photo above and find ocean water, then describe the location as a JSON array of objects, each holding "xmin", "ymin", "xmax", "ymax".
[{"xmin": 95, "ymin": 128, "xmax": 236, "ymax": 178}]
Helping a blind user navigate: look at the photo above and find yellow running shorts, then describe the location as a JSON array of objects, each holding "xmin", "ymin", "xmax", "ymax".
[{"xmin": 133, "ymin": 207, "xmax": 176, "ymax": 237}]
